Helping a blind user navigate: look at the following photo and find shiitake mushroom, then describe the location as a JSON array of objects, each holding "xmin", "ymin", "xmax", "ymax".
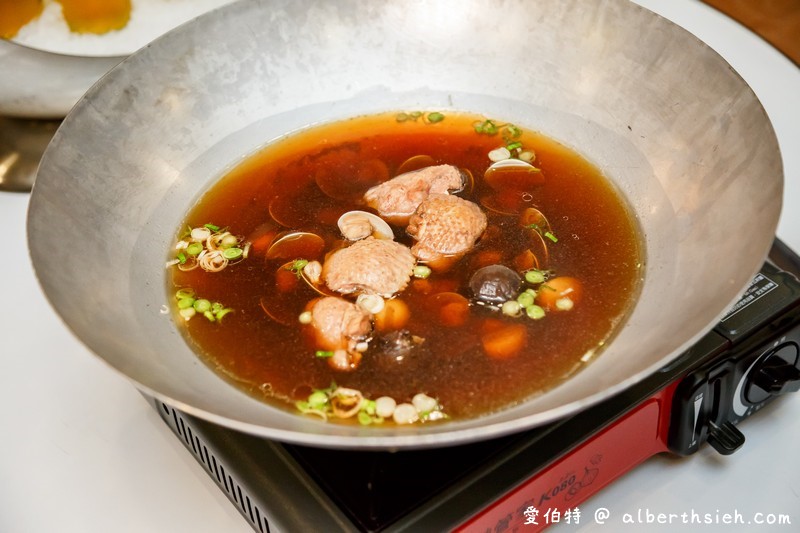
[{"xmin": 469, "ymin": 264, "xmax": 522, "ymax": 306}]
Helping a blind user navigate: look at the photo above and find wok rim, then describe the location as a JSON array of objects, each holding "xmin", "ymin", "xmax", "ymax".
[{"xmin": 26, "ymin": 0, "xmax": 783, "ymax": 449}]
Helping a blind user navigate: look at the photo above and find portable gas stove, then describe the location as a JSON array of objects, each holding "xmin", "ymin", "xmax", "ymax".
[{"xmin": 149, "ymin": 239, "xmax": 800, "ymax": 532}]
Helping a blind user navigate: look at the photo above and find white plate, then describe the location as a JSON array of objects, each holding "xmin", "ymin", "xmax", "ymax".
[{"xmin": 0, "ymin": 0, "xmax": 237, "ymax": 118}]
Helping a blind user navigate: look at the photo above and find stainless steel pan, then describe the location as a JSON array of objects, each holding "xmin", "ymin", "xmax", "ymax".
[{"xmin": 27, "ymin": 0, "xmax": 782, "ymax": 449}]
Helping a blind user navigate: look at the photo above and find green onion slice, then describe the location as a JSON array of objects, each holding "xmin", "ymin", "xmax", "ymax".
[
  {"xmin": 413, "ymin": 265, "xmax": 432, "ymax": 279},
  {"xmin": 215, "ymin": 308, "xmax": 234, "ymax": 321},
  {"xmin": 193, "ymin": 299, "xmax": 212, "ymax": 313},
  {"xmin": 524, "ymin": 270, "xmax": 546, "ymax": 284},
  {"xmin": 427, "ymin": 112, "xmax": 445, "ymax": 123},
  {"xmin": 186, "ymin": 242, "xmax": 203, "ymax": 256},
  {"xmin": 175, "ymin": 288, "xmax": 195, "ymax": 300},
  {"xmin": 222, "ymin": 247, "xmax": 243, "ymax": 260},
  {"xmin": 504, "ymin": 124, "xmax": 522, "ymax": 139},
  {"xmin": 177, "ymin": 298, "xmax": 195, "ymax": 310}
]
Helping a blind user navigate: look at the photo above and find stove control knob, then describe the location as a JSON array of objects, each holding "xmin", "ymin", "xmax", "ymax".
[
  {"xmin": 706, "ymin": 421, "xmax": 745, "ymax": 455},
  {"xmin": 745, "ymin": 342, "xmax": 800, "ymax": 404}
]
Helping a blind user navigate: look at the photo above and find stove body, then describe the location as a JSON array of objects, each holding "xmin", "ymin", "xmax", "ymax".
[{"xmin": 151, "ymin": 240, "xmax": 800, "ymax": 532}]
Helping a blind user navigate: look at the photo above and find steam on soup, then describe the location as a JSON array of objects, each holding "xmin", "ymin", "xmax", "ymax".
[{"xmin": 167, "ymin": 111, "xmax": 643, "ymax": 425}]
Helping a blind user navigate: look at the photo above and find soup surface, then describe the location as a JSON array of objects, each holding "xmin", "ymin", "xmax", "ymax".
[{"xmin": 168, "ymin": 111, "xmax": 643, "ymax": 425}]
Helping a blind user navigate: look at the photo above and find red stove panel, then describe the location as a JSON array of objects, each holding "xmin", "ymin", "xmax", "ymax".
[{"xmin": 457, "ymin": 386, "xmax": 676, "ymax": 532}]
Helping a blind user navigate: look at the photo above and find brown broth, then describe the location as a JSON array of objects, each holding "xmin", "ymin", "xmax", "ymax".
[{"xmin": 169, "ymin": 111, "xmax": 643, "ymax": 422}]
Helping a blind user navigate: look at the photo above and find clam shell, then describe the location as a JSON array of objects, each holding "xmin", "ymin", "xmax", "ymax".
[
  {"xmin": 395, "ymin": 154, "xmax": 436, "ymax": 176},
  {"xmin": 484, "ymin": 158, "xmax": 544, "ymax": 191},
  {"xmin": 265, "ymin": 231, "xmax": 326, "ymax": 260},
  {"xmin": 337, "ymin": 210, "xmax": 394, "ymax": 241}
]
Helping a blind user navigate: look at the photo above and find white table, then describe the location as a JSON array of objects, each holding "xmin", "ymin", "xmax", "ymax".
[{"xmin": 2, "ymin": 1, "xmax": 798, "ymax": 531}]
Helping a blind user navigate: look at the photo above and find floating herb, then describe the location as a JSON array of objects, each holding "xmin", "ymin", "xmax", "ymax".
[
  {"xmin": 396, "ymin": 111, "xmax": 445, "ymax": 124},
  {"xmin": 286, "ymin": 258, "xmax": 309, "ymax": 278},
  {"xmin": 503, "ymin": 124, "xmax": 522, "ymax": 140},
  {"xmin": 426, "ymin": 111, "xmax": 445, "ymax": 123},
  {"xmin": 473, "ymin": 119, "xmax": 499, "ymax": 135},
  {"xmin": 476, "ymin": 119, "xmax": 530, "ymax": 159},
  {"xmin": 167, "ymin": 224, "xmax": 249, "ymax": 272},
  {"xmin": 506, "ymin": 140, "xmax": 523, "ymax": 152},
  {"xmin": 174, "ymin": 288, "xmax": 233, "ymax": 323},
  {"xmin": 295, "ymin": 385, "xmax": 445, "ymax": 425}
]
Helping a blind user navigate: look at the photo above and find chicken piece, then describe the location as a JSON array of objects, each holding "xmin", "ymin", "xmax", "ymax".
[
  {"xmin": 363, "ymin": 164, "xmax": 465, "ymax": 222},
  {"xmin": 323, "ymin": 237, "xmax": 416, "ymax": 297},
  {"xmin": 308, "ymin": 296, "xmax": 372, "ymax": 352},
  {"xmin": 407, "ymin": 193, "xmax": 487, "ymax": 262}
]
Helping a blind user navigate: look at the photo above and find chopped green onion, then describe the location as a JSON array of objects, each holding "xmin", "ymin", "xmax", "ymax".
[
  {"xmin": 177, "ymin": 297, "xmax": 195, "ymax": 310},
  {"xmin": 506, "ymin": 141, "xmax": 523, "ymax": 152},
  {"xmin": 474, "ymin": 119, "xmax": 498, "ymax": 135},
  {"xmin": 516, "ymin": 291, "xmax": 535, "ymax": 308},
  {"xmin": 177, "ymin": 252, "xmax": 187, "ymax": 264},
  {"xmin": 315, "ymin": 350, "xmax": 334, "ymax": 358},
  {"xmin": 427, "ymin": 112, "xmax": 445, "ymax": 123},
  {"xmin": 526, "ymin": 305, "xmax": 546, "ymax": 320},
  {"xmin": 504, "ymin": 124, "xmax": 522, "ymax": 139},
  {"xmin": 175, "ymin": 288, "xmax": 195, "ymax": 300},
  {"xmin": 286, "ymin": 258, "xmax": 309, "ymax": 278},
  {"xmin": 298, "ymin": 311, "xmax": 313, "ymax": 324},
  {"xmin": 222, "ymin": 247, "xmax": 243, "ymax": 260},
  {"xmin": 308, "ymin": 390, "xmax": 329, "ymax": 409},
  {"xmin": 526, "ymin": 224, "xmax": 558, "ymax": 243},
  {"xmin": 488, "ymin": 146, "xmax": 511, "ymax": 162},
  {"xmin": 193, "ymin": 299, "xmax": 212, "ymax": 313},
  {"xmin": 399, "ymin": 111, "xmax": 439, "ymax": 123},
  {"xmin": 174, "ymin": 289, "xmax": 232, "ymax": 323},
  {"xmin": 221, "ymin": 234, "xmax": 238, "ymax": 248},
  {"xmin": 186, "ymin": 242, "xmax": 203, "ymax": 256},
  {"xmin": 363, "ymin": 399, "xmax": 377, "ymax": 416},
  {"xmin": 215, "ymin": 308, "xmax": 234, "ymax": 321},
  {"xmin": 555, "ymin": 297, "xmax": 574, "ymax": 311},
  {"xmin": 290, "ymin": 259, "xmax": 308, "ymax": 271},
  {"xmin": 413, "ymin": 265, "xmax": 432, "ymax": 279},
  {"xmin": 204, "ymin": 223, "xmax": 220, "ymax": 232},
  {"xmin": 501, "ymin": 300, "xmax": 522, "ymax": 317},
  {"xmin": 524, "ymin": 270, "xmax": 546, "ymax": 284}
]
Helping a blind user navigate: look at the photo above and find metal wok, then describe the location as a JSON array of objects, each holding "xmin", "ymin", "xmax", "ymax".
[{"xmin": 27, "ymin": 0, "xmax": 782, "ymax": 449}]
